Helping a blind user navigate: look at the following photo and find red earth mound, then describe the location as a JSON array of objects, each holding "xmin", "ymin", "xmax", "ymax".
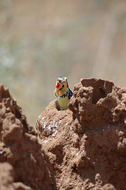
[
  {"xmin": 0, "ymin": 85, "xmax": 55, "ymax": 190},
  {"xmin": 0, "ymin": 78, "xmax": 126, "ymax": 190},
  {"xmin": 36, "ymin": 78, "xmax": 126, "ymax": 190}
]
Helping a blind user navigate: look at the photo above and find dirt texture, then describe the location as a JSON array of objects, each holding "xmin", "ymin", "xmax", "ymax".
[
  {"xmin": 0, "ymin": 78, "xmax": 126, "ymax": 190},
  {"xmin": 36, "ymin": 78, "xmax": 126, "ymax": 190},
  {"xmin": 0, "ymin": 85, "xmax": 55, "ymax": 190}
]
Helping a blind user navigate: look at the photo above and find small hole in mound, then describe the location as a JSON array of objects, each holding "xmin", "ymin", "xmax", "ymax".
[
  {"xmin": 72, "ymin": 164, "xmax": 77, "ymax": 173},
  {"xmin": 92, "ymin": 87, "xmax": 107, "ymax": 104},
  {"xmin": 81, "ymin": 79, "xmax": 113, "ymax": 104}
]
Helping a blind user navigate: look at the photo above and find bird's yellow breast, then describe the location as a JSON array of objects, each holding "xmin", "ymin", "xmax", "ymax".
[{"xmin": 57, "ymin": 96, "xmax": 70, "ymax": 110}]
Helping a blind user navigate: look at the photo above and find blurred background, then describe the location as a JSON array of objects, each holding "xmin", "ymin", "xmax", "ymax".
[{"xmin": 0, "ymin": 0, "xmax": 126, "ymax": 126}]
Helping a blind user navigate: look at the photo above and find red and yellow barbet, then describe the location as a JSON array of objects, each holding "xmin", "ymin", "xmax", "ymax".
[{"xmin": 55, "ymin": 76, "xmax": 73, "ymax": 110}]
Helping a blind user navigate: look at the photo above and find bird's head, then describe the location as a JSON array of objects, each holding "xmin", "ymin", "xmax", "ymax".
[{"xmin": 55, "ymin": 76, "xmax": 69, "ymax": 96}]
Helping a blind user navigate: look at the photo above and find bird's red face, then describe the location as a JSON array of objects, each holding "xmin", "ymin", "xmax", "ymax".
[
  {"xmin": 56, "ymin": 81, "xmax": 60, "ymax": 88},
  {"xmin": 55, "ymin": 77, "xmax": 69, "ymax": 96}
]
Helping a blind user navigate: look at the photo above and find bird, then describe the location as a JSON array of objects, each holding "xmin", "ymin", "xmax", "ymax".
[{"xmin": 55, "ymin": 76, "xmax": 73, "ymax": 110}]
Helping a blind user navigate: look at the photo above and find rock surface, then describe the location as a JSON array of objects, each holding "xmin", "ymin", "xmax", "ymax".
[{"xmin": 0, "ymin": 78, "xmax": 126, "ymax": 190}]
